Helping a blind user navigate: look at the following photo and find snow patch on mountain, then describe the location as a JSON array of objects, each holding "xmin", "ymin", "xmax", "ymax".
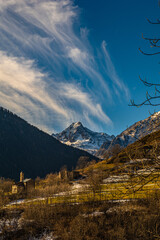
[{"xmin": 53, "ymin": 122, "xmax": 115, "ymax": 155}]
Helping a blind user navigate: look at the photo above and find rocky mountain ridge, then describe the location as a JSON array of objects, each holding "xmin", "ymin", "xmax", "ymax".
[
  {"xmin": 54, "ymin": 112, "xmax": 160, "ymax": 158},
  {"xmin": 97, "ymin": 111, "xmax": 160, "ymax": 157}
]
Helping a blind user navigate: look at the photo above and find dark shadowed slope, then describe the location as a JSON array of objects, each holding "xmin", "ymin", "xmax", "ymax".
[{"xmin": 0, "ymin": 107, "xmax": 97, "ymax": 180}]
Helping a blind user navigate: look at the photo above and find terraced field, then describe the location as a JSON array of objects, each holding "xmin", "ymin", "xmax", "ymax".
[{"xmin": 5, "ymin": 162, "xmax": 160, "ymax": 209}]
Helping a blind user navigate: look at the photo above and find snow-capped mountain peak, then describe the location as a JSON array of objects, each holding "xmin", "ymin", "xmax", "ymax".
[
  {"xmin": 73, "ymin": 122, "xmax": 82, "ymax": 127},
  {"xmin": 53, "ymin": 122, "xmax": 115, "ymax": 155}
]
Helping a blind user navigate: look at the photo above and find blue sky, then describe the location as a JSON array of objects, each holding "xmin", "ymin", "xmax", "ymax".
[{"xmin": 0, "ymin": 0, "xmax": 159, "ymax": 136}]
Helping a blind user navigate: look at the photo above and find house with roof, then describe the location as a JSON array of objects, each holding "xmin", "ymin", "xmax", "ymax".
[{"xmin": 12, "ymin": 171, "xmax": 35, "ymax": 194}]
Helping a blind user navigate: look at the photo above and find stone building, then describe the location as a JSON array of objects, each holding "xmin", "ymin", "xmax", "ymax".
[
  {"xmin": 58, "ymin": 169, "xmax": 82, "ymax": 181},
  {"xmin": 58, "ymin": 169, "xmax": 68, "ymax": 180},
  {"xmin": 12, "ymin": 172, "xmax": 35, "ymax": 194}
]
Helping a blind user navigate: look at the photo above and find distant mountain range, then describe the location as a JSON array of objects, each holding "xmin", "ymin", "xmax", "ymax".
[
  {"xmin": 1, "ymin": 105, "xmax": 160, "ymax": 180},
  {"xmin": 0, "ymin": 107, "xmax": 97, "ymax": 180},
  {"xmin": 54, "ymin": 112, "xmax": 160, "ymax": 158},
  {"xmin": 53, "ymin": 122, "xmax": 115, "ymax": 155},
  {"xmin": 96, "ymin": 111, "xmax": 160, "ymax": 157}
]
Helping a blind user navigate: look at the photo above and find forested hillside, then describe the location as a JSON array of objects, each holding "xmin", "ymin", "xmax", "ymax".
[{"xmin": 0, "ymin": 107, "xmax": 97, "ymax": 180}]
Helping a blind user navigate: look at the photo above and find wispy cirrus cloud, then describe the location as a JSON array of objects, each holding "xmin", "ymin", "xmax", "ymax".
[
  {"xmin": 0, "ymin": 51, "xmax": 68, "ymax": 130},
  {"xmin": 0, "ymin": 51, "xmax": 112, "ymax": 132},
  {"xmin": 0, "ymin": 0, "xmax": 129, "ymax": 133},
  {"xmin": 101, "ymin": 41, "xmax": 129, "ymax": 98}
]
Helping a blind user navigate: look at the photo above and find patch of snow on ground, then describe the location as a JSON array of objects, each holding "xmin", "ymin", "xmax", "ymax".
[
  {"xmin": 29, "ymin": 232, "xmax": 58, "ymax": 240},
  {"xmin": 0, "ymin": 218, "xmax": 19, "ymax": 234},
  {"xmin": 6, "ymin": 197, "xmax": 46, "ymax": 206},
  {"xmin": 106, "ymin": 204, "xmax": 145, "ymax": 214},
  {"xmin": 136, "ymin": 168, "xmax": 155, "ymax": 175},
  {"xmin": 70, "ymin": 183, "xmax": 89, "ymax": 194},
  {"xmin": 103, "ymin": 175, "xmax": 129, "ymax": 183},
  {"xmin": 82, "ymin": 211, "xmax": 104, "ymax": 218},
  {"xmin": 128, "ymin": 158, "xmax": 150, "ymax": 164}
]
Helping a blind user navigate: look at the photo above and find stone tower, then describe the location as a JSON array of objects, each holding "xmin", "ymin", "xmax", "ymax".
[{"xmin": 20, "ymin": 171, "xmax": 24, "ymax": 182}]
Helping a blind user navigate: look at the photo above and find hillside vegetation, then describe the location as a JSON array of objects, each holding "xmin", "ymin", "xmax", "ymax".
[{"xmin": 109, "ymin": 128, "xmax": 160, "ymax": 165}]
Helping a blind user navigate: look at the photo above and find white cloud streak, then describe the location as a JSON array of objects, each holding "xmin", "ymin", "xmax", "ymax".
[
  {"xmin": 0, "ymin": 51, "xmax": 111, "ymax": 132},
  {"xmin": 101, "ymin": 41, "xmax": 129, "ymax": 98},
  {"xmin": 0, "ymin": 51, "xmax": 68, "ymax": 117},
  {"xmin": 0, "ymin": 0, "xmax": 129, "ymax": 132},
  {"xmin": 59, "ymin": 83, "xmax": 112, "ymax": 124}
]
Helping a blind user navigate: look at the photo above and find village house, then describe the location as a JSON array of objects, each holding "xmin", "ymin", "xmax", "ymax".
[
  {"xmin": 12, "ymin": 171, "xmax": 35, "ymax": 194},
  {"xmin": 58, "ymin": 169, "xmax": 82, "ymax": 181}
]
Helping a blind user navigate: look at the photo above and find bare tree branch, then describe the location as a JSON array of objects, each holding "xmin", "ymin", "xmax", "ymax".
[
  {"xmin": 130, "ymin": 16, "xmax": 160, "ymax": 108},
  {"xmin": 139, "ymin": 47, "xmax": 160, "ymax": 55},
  {"xmin": 139, "ymin": 76, "xmax": 160, "ymax": 87},
  {"xmin": 129, "ymin": 95, "xmax": 160, "ymax": 107},
  {"xmin": 147, "ymin": 18, "xmax": 160, "ymax": 24}
]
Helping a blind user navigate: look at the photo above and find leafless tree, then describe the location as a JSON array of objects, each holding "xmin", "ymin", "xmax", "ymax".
[{"xmin": 130, "ymin": 8, "xmax": 160, "ymax": 107}]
